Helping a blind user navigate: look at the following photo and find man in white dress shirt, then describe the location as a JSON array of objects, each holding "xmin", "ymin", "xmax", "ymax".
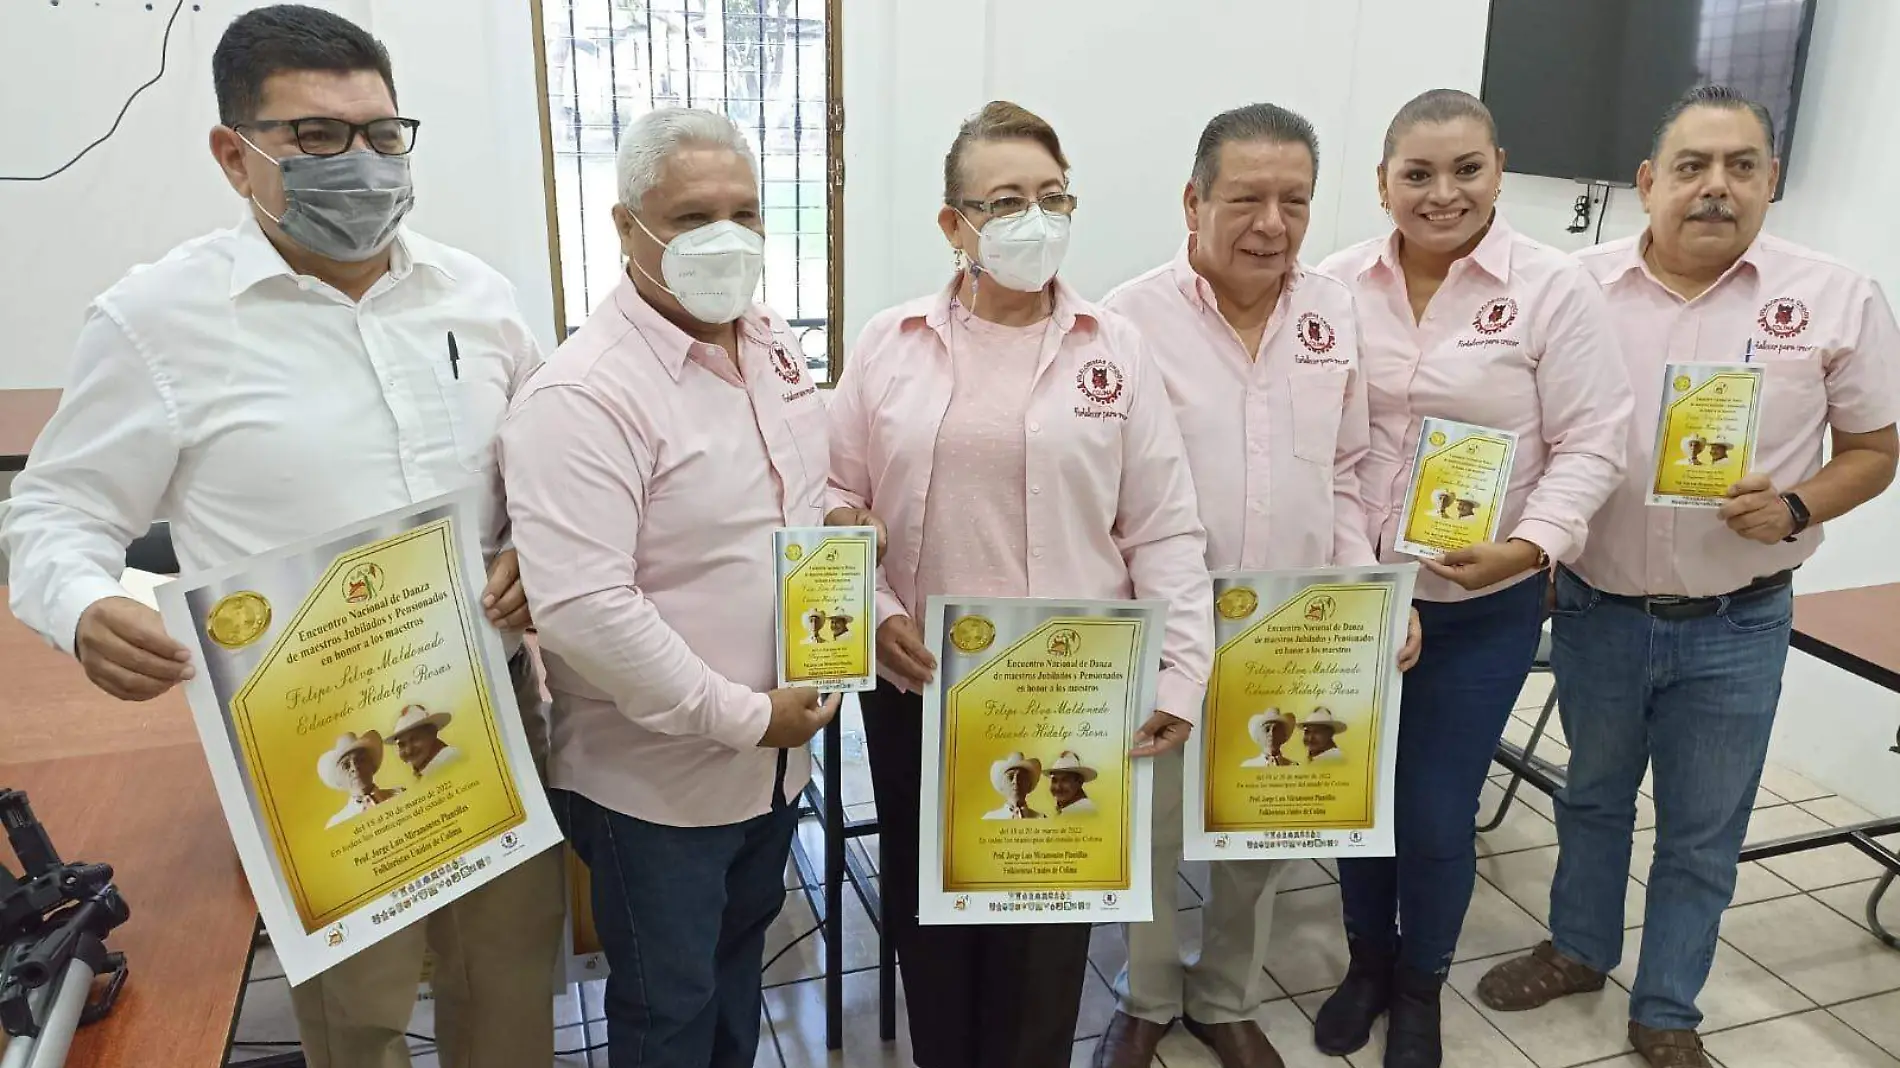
[{"xmin": 0, "ymin": 7, "xmax": 561, "ymax": 1067}]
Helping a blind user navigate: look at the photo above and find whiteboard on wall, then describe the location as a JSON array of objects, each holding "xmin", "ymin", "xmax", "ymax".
[{"xmin": 0, "ymin": 0, "xmax": 558, "ymax": 391}]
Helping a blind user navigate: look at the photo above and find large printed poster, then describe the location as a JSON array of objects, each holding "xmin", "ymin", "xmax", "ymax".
[
  {"xmin": 1183, "ymin": 567, "xmax": 1415, "ymax": 862},
  {"xmin": 158, "ymin": 491, "xmax": 561, "ymax": 984},
  {"xmin": 918, "ymin": 598, "xmax": 1160, "ymax": 925}
]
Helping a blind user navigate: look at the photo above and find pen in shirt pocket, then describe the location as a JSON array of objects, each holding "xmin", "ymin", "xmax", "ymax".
[
  {"xmin": 446, "ymin": 331, "xmax": 461, "ymax": 380},
  {"xmin": 1744, "ymin": 338, "xmax": 1754, "ymax": 364}
]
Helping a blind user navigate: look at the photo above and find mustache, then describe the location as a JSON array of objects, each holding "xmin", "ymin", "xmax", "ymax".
[{"xmin": 1686, "ymin": 198, "xmax": 1737, "ymax": 222}]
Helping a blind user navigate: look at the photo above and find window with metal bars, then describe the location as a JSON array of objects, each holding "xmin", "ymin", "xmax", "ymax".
[{"xmin": 536, "ymin": 0, "xmax": 835, "ymax": 380}]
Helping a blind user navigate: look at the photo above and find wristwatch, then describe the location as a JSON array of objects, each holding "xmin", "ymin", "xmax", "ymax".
[{"xmin": 1780, "ymin": 492, "xmax": 1812, "ymax": 541}]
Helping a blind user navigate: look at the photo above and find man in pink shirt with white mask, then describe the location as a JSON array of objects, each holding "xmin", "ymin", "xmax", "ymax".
[
  {"xmin": 1475, "ymin": 86, "xmax": 1900, "ymax": 1068},
  {"xmin": 500, "ymin": 107, "xmax": 859, "ymax": 1068},
  {"xmin": 1096, "ymin": 103, "xmax": 1421, "ymax": 1068}
]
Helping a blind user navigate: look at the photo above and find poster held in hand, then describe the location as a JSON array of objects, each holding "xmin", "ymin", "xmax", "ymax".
[
  {"xmin": 1183, "ymin": 566, "xmax": 1415, "ymax": 862},
  {"xmin": 918, "ymin": 597, "xmax": 1160, "ymax": 926},
  {"xmin": 156, "ymin": 490, "xmax": 561, "ymax": 985}
]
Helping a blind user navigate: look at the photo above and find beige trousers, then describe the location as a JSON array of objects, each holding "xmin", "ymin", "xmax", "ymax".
[
  {"xmin": 1113, "ymin": 747, "xmax": 1288, "ymax": 1025},
  {"xmin": 289, "ymin": 650, "xmax": 565, "ymax": 1068}
]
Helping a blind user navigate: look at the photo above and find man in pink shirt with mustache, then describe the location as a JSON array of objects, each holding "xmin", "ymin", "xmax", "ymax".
[
  {"xmin": 1476, "ymin": 87, "xmax": 1900, "ymax": 1068},
  {"xmin": 1095, "ymin": 103, "xmax": 1421, "ymax": 1068}
]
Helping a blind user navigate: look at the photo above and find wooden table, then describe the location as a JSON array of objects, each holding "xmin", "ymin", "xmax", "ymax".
[
  {"xmin": 0, "ymin": 390, "xmax": 59, "ymax": 472},
  {"xmin": 0, "ymin": 593, "xmax": 258, "ymax": 1066}
]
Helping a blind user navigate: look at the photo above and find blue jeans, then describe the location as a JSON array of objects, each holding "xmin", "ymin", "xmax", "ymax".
[
  {"xmin": 556, "ymin": 780, "xmax": 798, "ymax": 1068},
  {"xmin": 1546, "ymin": 567, "xmax": 1791, "ymax": 1031},
  {"xmin": 1339, "ymin": 575, "xmax": 1546, "ymax": 974}
]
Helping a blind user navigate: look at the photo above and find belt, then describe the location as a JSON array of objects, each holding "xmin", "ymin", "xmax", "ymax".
[{"xmin": 1580, "ymin": 568, "xmax": 1794, "ymax": 621}]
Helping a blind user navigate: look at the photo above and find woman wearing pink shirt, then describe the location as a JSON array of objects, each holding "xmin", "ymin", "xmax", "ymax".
[
  {"xmin": 827, "ymin": 101, "xmax": 1213, "ymax": 1068},
  {"xmin": 1312, "ymin": 90, "xmax": 1632, "ymax": 1068}
]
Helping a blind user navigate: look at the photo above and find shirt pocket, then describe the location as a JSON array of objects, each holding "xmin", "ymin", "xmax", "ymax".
[
  {"xmin": 428, "ymin": 354, "xmax": 506, "ymax": 474},
  {"xmin": 1755, "ymin": 351, "xmax": 1827, "ymax": 450},
  {"xmin": 781, "ymin": 397, "xmax": 831, "ymax": 513},
  {"xmin": 1290, "ymin": 367, "xmax": 1349, "ymax": 465}
]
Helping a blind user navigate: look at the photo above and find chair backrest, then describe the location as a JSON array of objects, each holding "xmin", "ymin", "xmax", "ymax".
[{"xmin": 125, "ymin": 522, "xmax": 180, "ymax": 576}]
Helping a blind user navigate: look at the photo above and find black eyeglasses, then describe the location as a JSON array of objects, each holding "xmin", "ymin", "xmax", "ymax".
[
  {"xmin": 950, "ymin": 191, "xmax": 1079, "ymax": 219},
  {"xmin": 237, "ymin": 117, "xmax": 421, "ymax": 157}
]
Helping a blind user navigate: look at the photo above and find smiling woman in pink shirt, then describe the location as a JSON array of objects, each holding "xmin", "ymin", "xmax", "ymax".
[
  {"xmin": 827, "ymin": 101, "xmax": 1213, "ymax": 1068},
  {"xmin": 1311, "ymin": 90, "xmax": 1633, "ymax": 1068}
]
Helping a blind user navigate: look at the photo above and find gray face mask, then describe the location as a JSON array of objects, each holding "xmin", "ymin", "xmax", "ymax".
[{"xmin": 242, "ymin": 133, "xmax": 415, "ymax": 262}]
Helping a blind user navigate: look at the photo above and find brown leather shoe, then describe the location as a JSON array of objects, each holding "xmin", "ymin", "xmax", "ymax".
[
  {"xmin": 1629, "ymin": 1022, "xmax": 1713, "ymax": 1068},
  {"xmin": 1091, "ymin": 1012, "xmax": 1173, "ymax": 1068},
  {"xmin": 1181, "ymin": 1017, "xmax": 1286, "ymax": 1068},
  {"xmin": 1475, "ymin": 941, "xmax": 1607, "ymax": 1012}
]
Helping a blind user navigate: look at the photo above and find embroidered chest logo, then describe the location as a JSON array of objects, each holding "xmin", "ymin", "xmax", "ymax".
[
  {"xmin": 1473, "ymin": 297, "xmax": 1518, "ymax": 335},
  {"xmin": 769, "ymin": 341, "xmax": 802, "ymax": 384},
  {"xmin": 1076, "ymin": 359, "xmax": 1125, "ymax": 405},
  {"xmin": 1296, "ymin": 312, "xmax": 1337, "ymax": 356},
  {"xmin": 1758, "ymin": 297, "xmax": 1809, "ymax": 339}
]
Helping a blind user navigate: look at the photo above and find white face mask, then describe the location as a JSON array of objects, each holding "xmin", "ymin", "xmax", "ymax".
[
  {"xmin": 963, "ymin": 206, "xmax": 1070, "ymax": 292},
  {"xmin": 628, "ymin": 214, "xmax": 765, "ymax": 324}
]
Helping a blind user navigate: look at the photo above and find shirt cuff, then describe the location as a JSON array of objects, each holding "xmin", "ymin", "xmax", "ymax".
[
  {"xmin": 1507, "ymin": 518, "xmax": 1574, "ymax": 566},
  {"xmin": 709, "ymin": 689, "xmax": 774, "ymax": 753},
  {"xmin": 875, "ymin": 588, "xmax": 907, "ymax": 630},
  {"xmin": 1155, "ymin": 668, "xmax": 1205, "ymax": 727},
  {"xmin": 49, "ymin": 576, "xmax": 136, "ymax": 657}
]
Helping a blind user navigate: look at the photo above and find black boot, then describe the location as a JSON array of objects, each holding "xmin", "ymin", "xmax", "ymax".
[
  {"xmin": 1313, "ymin": 938, "xmax": 1394, "ymax": 1056},
  {"xmin": 1384, "ymin": 965, "xmax": 1444, "ymax": 1068}
]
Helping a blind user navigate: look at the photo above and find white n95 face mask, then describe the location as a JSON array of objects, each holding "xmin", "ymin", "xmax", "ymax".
[
  {"xmin": 967, "ymin": 207, "xmax": 1071, "ymax": 292},
  {"xmin": 629, "ymin": 215, "xmax": 765, "ymax": 324}
]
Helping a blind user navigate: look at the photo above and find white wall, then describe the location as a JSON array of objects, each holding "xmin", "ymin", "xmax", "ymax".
[
  {"xmin": 843, "ymin": 0, "xmax": 1900, "ymax": 811},
  {"xmin": 0, "ymin": 0, "xmax": 556, "ymax": 391}
]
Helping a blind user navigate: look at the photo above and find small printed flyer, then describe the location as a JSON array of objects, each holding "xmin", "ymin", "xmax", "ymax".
[
  {"xmin": 1649, "ymin": 362, "xmax": 1765, "ymax": 508},
  {"xmin": 1394, "ymin": 418, "xmax": 1518, "ymax": 559}
]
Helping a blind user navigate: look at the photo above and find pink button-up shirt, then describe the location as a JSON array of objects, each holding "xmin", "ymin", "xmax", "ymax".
[
  {"xmin": 1105, "ymin": 240, "xmax": 1376, "ymax": 571},
  {"xmin": 827, "ymin": 278, "xmax": 1213, "ymax": 720},
  {"xmin": 1570, "ymin": 232, "xmax": 1900, "ymax": 598},
  {"xmin": 499, "ymin": 278, "xmax": 827, "ymax": 827},
  {"xmin": 1319, "ymin": 216, "xmax": 1633, "ymax": 602}
]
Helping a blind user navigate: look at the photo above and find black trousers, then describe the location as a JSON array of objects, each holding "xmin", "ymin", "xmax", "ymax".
[{"xmin": 861, "ymin": 680, "xmax": 1093, "ymax": 1068}]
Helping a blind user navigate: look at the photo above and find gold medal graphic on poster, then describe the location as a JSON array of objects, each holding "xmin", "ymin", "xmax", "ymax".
[
  {"xmin": 1216, "ymin": 587, "xmax": 1259, "ymax": 621},
  {"xmin": 784, "ymin": 544, "xmax": 804, "ymax": 562},
  {"xmin": 1674, "ymin": 374, "xmax": 1692, "ymax": 393},
  {"xmin": 207, "ymin": 591, "xmax": 273, "ymax": 649},
  {"xmin": 1428, "ymin": 430, "xmax": 1447, "ymax": 447},
  {"xmin": 950, "ymin": 616, "xmax": 996, "ymax": 654}
]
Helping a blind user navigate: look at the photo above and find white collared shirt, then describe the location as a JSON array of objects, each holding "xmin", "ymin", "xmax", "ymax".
[{"xmin": 1, "ymin": 216, "xmax": 543, "ymax": 653}]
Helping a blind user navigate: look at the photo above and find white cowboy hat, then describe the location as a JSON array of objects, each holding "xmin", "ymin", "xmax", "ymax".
[
  {"xmin": 1046, "ymin": 750, "xmax": 1098, "ymax": 783},
  {"xmin": 1247, "ymin": 709, "xmax": 1297, "ymax": 749},
  {"xmin": 387, "ymin": 703, "xmax": 452, "ymax": 740},
  {"xmin": 317, "ymin": 731, "xmax": 385, "ymax": 792},
  {"xmin": 1300, "ymin": 707, "xmax": 1350, "ymax": 734},
  {"xmin": 989, "ymin": 752, "xmax": 1042, "ymax": 797}
]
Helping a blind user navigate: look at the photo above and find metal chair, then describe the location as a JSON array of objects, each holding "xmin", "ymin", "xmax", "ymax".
[{"xmin": 1479, "ymin": 626, "xmax": 1560, "ymax": 832}]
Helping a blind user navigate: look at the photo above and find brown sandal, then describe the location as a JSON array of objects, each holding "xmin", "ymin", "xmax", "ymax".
[
  {"xmin": 1474, "ymin": 940, "xmax": 1606, "ymax": 1011},
  {"xmin": 1629, "ymin": 1022, "xmax": 1712, "ymax": 1068}
]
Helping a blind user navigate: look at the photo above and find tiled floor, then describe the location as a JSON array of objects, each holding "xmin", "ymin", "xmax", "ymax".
[{"xmin": 227, "ymin": 679, "xmax": 1900, "ymax": 1067}]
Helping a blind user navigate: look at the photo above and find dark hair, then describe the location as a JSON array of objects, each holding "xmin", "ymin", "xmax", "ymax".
[
  {"xmin": 1650, "ymin": 85, "xmax": 1776, "ymax": 158},
  {"xmin": 1381, "ymin": 88, "xmax": 1497, "ymax": 164},
  {"xmin": 943, "ymin": 101, "xmax": 1069, "ymax": 203},
  {"xmin": 1190, "ymin": 103, "xmax": 1319, "ymax": 195},
  {"xmin": 212, "ymin": 4, "xmax": 396, "ymax": 126}
]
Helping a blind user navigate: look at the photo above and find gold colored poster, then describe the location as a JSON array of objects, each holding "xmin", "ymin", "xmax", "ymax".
[
  {"xmin": 1183, "ymin": 567, "xmax": 1415, "ymax": 862},
  {"xmin": 1393, "ymin": 418, "xmax": 1518, "ymax": 558},
  {"xmin": 1649, "ymin": 362, "xmax": 1765, "ymax": 508},
  {"xmin": 158, "ymin": 491, "xmax": 562, "ymax": 985},
  {"xmin": 774, "ymin": 526, "xmax": 877, "ymax": 692},
  {"xmin": 918, "ymin": 598, "xmax": 1161, "ymax": 926}
]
